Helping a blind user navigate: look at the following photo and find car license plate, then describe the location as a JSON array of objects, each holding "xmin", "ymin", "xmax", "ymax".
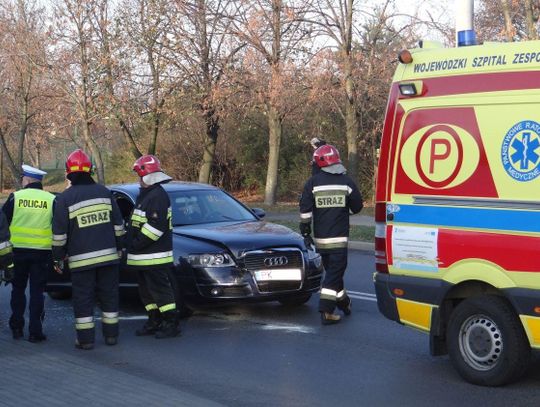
[{"xmin": 254, "ymin": 268, "xmax": 302, "ymax": 281}]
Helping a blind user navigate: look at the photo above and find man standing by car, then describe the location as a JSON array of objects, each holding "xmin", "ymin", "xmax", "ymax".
[
  {"xmin": 2, "ymin": 165, "xmax": 55, "ymax": 342},
  {"xmin": 52, "ymin": 149, "xmax": 125, "ymax": 350},
  {"xmin": 127, "ymin": 155, "xmax": 180, "ymax": 339},
  {"xmin": 299, "ymin": 144, "xmax": 363, "ymax": 325}
]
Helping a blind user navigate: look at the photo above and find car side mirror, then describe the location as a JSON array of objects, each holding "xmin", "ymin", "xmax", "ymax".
[{"xmin": 251, "ymin": 208, "xmax": 266, "ymax": 219}]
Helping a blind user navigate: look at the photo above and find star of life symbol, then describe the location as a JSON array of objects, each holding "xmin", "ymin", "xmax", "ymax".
[{"xmin": 501, "ymin": 120, "xmax": 540, "ymax": 182}]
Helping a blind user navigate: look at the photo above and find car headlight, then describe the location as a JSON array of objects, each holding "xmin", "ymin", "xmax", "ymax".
[{"xmin": 187, "ymin": 253, "xmax": 236, "ymax": 268}]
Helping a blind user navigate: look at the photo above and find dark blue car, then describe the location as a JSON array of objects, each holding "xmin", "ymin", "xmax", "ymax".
[{"xmin": 47, "ymin": 182, "xmax": 323, "ymax": 315}]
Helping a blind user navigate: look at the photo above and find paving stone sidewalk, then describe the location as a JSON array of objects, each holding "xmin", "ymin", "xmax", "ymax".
[{"xmin": 0, "ymin": 337, "xmax": 223, "ymax": 407}]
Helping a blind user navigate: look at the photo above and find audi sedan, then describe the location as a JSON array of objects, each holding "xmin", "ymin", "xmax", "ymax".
[{"xmin": 47, "ymin": 182, "xmax": 323, "ymax": 315}]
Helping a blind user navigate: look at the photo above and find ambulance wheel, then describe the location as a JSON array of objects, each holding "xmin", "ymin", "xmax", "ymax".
[{"xmin": 447, "ymin": 295, "xmax": 530, "ymax": 386}]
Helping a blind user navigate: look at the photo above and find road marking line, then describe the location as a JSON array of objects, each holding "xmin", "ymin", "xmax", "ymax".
[
  {"xmin": 348, "ymin": 290, "xmax": 376, "ymax": 297},
  {"xmin": 348, "ymin": 294, "xmax": 377, "ymax": 302},
  {"xmin": 260, "ymin": 324, "xmax": 316, "ymax": 334}
]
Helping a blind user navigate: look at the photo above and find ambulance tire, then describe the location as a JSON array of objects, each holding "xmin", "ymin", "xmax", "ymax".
[{"xmin": 447, "ymin": 295, "xmax": 530, "ymax": 386}]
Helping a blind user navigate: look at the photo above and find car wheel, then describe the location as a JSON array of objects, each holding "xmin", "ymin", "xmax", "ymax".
[
  {"xmin": 47, "ymin": 290, "xmax": 72, "ymax": 300},
  {"xmin": 278, "ymin": 293, "xmax": 312, "ymax": 307},
  {"xmin": 447, "ymin": 295, "xmax": 530, "ymax": 386}
]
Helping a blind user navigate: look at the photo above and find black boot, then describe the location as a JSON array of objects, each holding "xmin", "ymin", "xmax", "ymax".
[
  {"xmin": 155, "ymin": 311, "xmax": 181, "ymax": 339},
  {"xmin": 135, "ymin": 310, "xmax": 162, "ymax": 336}
]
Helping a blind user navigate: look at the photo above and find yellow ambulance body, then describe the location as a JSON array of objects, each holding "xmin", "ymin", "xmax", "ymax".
[{"xmin": 374, "ymin": 40, "xmax": 540, "ymax": 386}]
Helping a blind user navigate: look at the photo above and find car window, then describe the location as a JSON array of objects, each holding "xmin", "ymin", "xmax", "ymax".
[
  {"xmin": 113, "ymin": 193, "xmax": 134, "ymax": 222},
  {"xmin": 169, "ymin": 190, "xmax": 256, "ymax": 226}
]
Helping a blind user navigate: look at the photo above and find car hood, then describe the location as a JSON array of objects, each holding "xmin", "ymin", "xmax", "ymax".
[{"xmin": 173, "ymin": 220, "xmax": 304, "ymax": 256}]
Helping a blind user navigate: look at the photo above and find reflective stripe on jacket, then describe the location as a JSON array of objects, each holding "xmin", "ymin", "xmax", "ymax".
[
  {"xmin": 10, "ymin": 188, "xmax": 55, "ymax": 250},
  {"xmin": 126, "ymin": 184, "xmax": 173, "ymax": 270},
  {"xmin": 299, "ymin": 171, "xmax": 363, "ymax": 251},
  {"xmin": 52, "ymin": 183, "xmax": 125, "ymax": 271}
]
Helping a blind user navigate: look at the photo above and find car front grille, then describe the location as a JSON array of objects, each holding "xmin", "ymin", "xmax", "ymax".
[{"xmin": 243, "ymin": 249, "xmax": 304, "ymax": 293}]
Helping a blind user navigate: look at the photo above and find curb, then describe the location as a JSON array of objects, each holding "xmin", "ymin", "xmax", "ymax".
[{"xmin": 349, "ymin": 241, "xmax": 374, "ymax": 252}]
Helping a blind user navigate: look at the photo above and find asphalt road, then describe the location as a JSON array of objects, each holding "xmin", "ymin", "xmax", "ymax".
[{"xmin": 0, "ymin": 250, "xmax": 539, "ymax": 406}]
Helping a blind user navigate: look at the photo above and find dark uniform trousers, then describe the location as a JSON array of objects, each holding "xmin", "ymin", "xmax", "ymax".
[
  {"xmin": 136, "ymin": 267, "xmax": 176, "ymax": 314},
  {"xmin": 319, "ymin": 248, "xmax": 351, "ymax": 313},
  {"xmin": 9, "ymin": 250, "xmax": 51, "ymax": 336},
  {"xmin": 72, "ymin": 264, "xmax": 119, "ymax": 344}
]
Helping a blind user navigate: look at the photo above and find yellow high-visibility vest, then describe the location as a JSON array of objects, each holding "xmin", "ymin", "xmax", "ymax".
[{"xmin": 10, "ymin": 188, "xmax": 55, "ymax": 250}]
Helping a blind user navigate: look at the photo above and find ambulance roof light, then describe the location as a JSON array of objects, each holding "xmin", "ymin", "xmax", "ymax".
[
  {"xmin": 398, "ymin": 49, "xmax": 413, "ymax": 64},
  {"xmin": 456, "ymin": 0, "xmax": 477, "ymax": 47}
]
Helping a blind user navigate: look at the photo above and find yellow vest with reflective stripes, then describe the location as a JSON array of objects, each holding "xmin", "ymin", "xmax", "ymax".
[{"xmin": 11, "ymin": 188, "xmax": 55, "ymax": 250}]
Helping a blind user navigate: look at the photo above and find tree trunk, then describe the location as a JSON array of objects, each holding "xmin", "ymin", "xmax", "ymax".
[
  {"xmin": 264, "ymin": 105, "xmax": 282, "ymax": 205},
  {"xmin": 343, "ymin": 57, "xmax": 359, "ymax": 182},
  {"xmin": 500, "ymin": 0, "xmax": 514, "ymax": 42},
  {"xmin": 0, "ymin": 128, "xmax": 21, "ymax": 188},
  {"xmin": 82, "ymin": 121, "xmax": 105, "ymax": 184},
  {"xmin": 525, "ymin": 0, "xmax": 538, "ymax": 40},
  {"xmin": 198, "ymin": 110, "xmax": 220, "ymax": 184}
]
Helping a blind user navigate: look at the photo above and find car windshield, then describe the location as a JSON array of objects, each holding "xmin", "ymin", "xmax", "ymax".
[{"xmin": 169, "ymin": 189, "xmax": 257, "ymax": 226}]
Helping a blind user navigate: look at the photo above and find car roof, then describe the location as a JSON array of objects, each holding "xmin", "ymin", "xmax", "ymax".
[{"xmin": 109, "ymin": 181, "xmax": 221, "ymax": 198}]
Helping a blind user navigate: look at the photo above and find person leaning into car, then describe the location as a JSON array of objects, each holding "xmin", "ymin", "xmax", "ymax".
[
  {"xmin": 52, "ymin": 149, "xmax": 125, "ymax": 350},
  {"xmin": 2, "ymin": 165, "xmax": 55, "ymax": 343},
  {"xmin": 126, "ymin": 155, "xmax": 180, "ymax": 339}
]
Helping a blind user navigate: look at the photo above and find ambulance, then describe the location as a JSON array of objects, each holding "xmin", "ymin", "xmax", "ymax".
[{"xmin": 374, "ymin": 39, "xmax": 540, "ymax": 386}]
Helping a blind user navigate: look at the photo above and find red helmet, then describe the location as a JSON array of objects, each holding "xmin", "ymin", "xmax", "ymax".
[
  {"xmin": 133, "ymin": 155, "xmax": 162, "ymax": 177},
  {"xmin": 313, "ymin": 144, "xmax": 341, "ymax": 168},
  {"xmin": 66, "ymin": 149, "xmax": 92, "ymax": 174}
]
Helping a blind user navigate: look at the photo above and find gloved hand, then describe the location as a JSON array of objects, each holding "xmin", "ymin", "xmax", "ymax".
[
  {"xmin": 299, "ymin": 222, "xmax": 311, "ymax": 237},
  {"xmin": 53, "ymin": 260, "xmax": 64, "ymax": 275},
  {"xmin": 304, "ymin": 235, "xmax": 315, "ymax": 250}
]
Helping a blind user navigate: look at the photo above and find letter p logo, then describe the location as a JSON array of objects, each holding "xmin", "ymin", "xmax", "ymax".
[{"xmin": 429, "ymin": 139, "xmax": 451, "ymax": 173}]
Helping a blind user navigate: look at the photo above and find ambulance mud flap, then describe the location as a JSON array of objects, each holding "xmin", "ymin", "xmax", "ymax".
[{"xmin": 374, "ymin": 273, "xmax": 399, "ymax": 322}]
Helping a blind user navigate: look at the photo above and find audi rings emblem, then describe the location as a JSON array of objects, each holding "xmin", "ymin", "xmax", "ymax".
[{"xmin": 264, "ymin": 256, "xmax": 288, "ymax": 267}]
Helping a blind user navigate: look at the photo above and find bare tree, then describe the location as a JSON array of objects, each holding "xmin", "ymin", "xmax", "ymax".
[
  {"xmin": 90, "ymin": 0, "xmax": 143, "ymax": 159},
  {"xmin": 226, "ymin": 0, "xmax": 311, "ymax": 204},
  {"xmin": 166, "ymin": 0, "xmax": 244, "ymax": 184},
  {"xmin": 0, "ymin": 0, "xmax": 49, "ymax": 187},
  {"xmin": 120, "ymin": 0, "xmax": 173, "ymax": 156}
]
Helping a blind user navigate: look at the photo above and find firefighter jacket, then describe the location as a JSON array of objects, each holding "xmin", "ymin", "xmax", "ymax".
[
  {"xmin": 0, "ymin": 212, "xmax": 13, "ymax": 269},
  {"xmin": 126, "ymin": 183, "xmax": 173, "ymax": 270},
  {"xmin": 3, "ymin": 184, "xmax": 55, "ymax": 250},
  {"xmin": 299, "ymin": 171, "xmax": 363, "ymax": 251},
  {"xmin": 52, "ymin": 183, "xmax": 125, "ymax": 271}
]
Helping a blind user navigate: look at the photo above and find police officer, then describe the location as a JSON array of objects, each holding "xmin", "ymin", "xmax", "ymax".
[
  {"xmin": 299, "ymin": 144, "xmax": 363, "ymax": 324},
  {"xmin": 52, "ymin": 150, "xmax": 125, "ymax": 350},
  {"xmin": 127, "ymin": 155, "xmax": 180, "ymax": 339},
  {"xmin": 2, "ymin": 165, "xmax": 54, "ymax": 342}
]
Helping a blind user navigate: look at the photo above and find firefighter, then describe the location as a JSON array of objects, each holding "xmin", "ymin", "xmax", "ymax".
[
  {"xmin": 299, "ymin": 144, "xmax": 363, "ymax": 325},
  {"xmin": 127, "ymin": 155, "xmax": 180, "ymax": 339},
  {"xmin": 52, "ymin": 150, "xmax": 125, "ymax": 350},
  {"xmin": 2, "ymin": 165, "xmax": 55, "ymax": 342}
]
